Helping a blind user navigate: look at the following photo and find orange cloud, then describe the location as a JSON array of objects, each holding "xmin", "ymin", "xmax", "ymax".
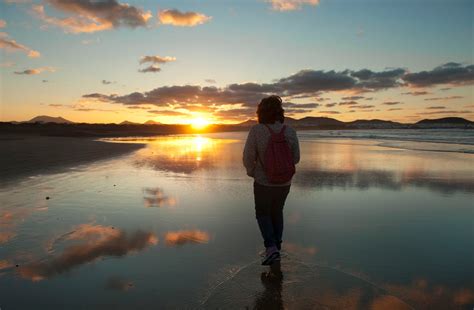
[
  {"xmin": 0, "ymin": 32, "xmax": 40, "ymax": 58},
  {"xmin": 0, "ymin": 20, "xmax": 6, "ymax": 28},
  {"xmin": 165, "ymin": 230, "xmax": 210, "ymax": 246},
  {"xmin": 32, "ymin": 0, "xmax": 152, "ymax": 34},
  {"xmin": 158, "ymin": 9, "xmax": 211, "ymax": 27},
  {"xmin": 32, "ymin": 4, "xmax": 112, "ymax": 33},
  {"xmin": 14, "ymin": 66, "xmax": 55, "ymax": 75},
  {"xmin": 267, "ymin": 0, "xmax": 320, "ymax": 11}
]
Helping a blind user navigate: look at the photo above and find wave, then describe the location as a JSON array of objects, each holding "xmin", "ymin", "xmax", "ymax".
[{"xmin": 298, "ymin": 129, "xmax": 474, "ymax": 154}]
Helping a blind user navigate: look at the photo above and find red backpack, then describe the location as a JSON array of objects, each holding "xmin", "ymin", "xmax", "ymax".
[{"xmin": 260, "ymin": 124, "xmax": 295, "ymax": 184}]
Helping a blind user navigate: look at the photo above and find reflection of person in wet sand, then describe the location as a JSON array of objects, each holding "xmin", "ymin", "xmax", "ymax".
[
  {"xmin": 254, "ymin": 261, "xmax": 283, "ymax": 309},
  {"xmin": 243, "ymin": 96, "xmax": 300, "ymax": 265}
]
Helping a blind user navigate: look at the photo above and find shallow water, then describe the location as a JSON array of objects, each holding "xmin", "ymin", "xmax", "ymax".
[{"xmin": 1, "ymin": 131, "xmax": 473, "ymax": 309}]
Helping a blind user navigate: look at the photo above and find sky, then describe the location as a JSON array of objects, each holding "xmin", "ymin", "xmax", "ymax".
[{"xmin": 0, "ymin": 0, "xmax": 473, "ymax": 124}]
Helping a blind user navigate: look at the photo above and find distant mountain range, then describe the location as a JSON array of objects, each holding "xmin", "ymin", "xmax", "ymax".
[
  {"xmin": 119, "ymin": 120, "xmax": 139, "ymax": 125},
  {"xmin": 144, "ymin": 120, "xmax": 161, "ymax": 125},
  {"xmin": 237, "ymin": 116, "xmax": 474, "ymax": 129},
  {"xmin": 27, "ymin": 115, "xmax": 74, "ymax": 124},
  {"xmin": 15, "ymin": 115, "xmax": 474, "ymax": 129},
  {"xmin": 25, "ymin": 117, "xmax": 161, "ymax": 126},
  {"xmin": 120, "ymin": 120, "xmax": 161, "ymax": 125}
]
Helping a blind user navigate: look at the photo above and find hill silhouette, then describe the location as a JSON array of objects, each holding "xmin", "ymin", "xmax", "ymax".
[{"xmin": 28, "ymin": 115, "xmax": 74, "ymax": 124}]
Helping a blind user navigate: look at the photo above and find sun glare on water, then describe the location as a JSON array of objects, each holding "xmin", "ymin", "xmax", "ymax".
[{"xmin": 190, "ymin": 117, "xmax": 210, "ymax": 129}]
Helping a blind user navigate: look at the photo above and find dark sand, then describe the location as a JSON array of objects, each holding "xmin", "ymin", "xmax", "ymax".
[{"xmin": 0, "ymin": 136, "xmax": 144, "ymax": 184}]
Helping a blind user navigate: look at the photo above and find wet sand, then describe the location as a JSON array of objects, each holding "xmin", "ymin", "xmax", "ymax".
[{"xmin": 0, "ymin": 136, "xmax": 144, "ymax": 184}]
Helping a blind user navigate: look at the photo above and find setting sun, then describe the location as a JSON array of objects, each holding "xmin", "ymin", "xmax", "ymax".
[{"xmin": 190, "ymin": 118, "xmax": 210, "ymax": 129}]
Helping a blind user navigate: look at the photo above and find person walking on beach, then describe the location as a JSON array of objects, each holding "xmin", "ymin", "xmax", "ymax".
[{"xmin": 243, "ymin": 95, "xmax": 300, "ymax": 265}]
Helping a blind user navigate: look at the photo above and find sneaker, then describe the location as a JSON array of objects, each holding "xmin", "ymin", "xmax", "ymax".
[
  {"xmin": 273, "ymin": 251, "xmax": 281, "ymax": 261},
  {"xmin": 261, "ymin": 247, "xmax": 279, "ymax": 266}
]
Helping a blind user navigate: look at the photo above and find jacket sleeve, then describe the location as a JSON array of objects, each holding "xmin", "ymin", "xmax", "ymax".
[{"xmin": 242, "ymin": 126, "xmax": 257, "ymax": 177}]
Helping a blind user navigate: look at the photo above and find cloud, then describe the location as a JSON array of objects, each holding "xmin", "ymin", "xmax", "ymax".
[
  {"xmin": 382, "ymin": 101, "xmax": 402, "ymax": 105},
  {"xmin": 417, "ymin": 110, "xmax": 472, "ymax": 115},
  {"xmin": 350, "ymin": 68, "xmax": 406, "ymax": 90},
  {"xmin": 32, "ymin": 1, "xmax": 152, "ymax": 34},
  {"xmin": 158, "ymin": 9, "xmax": 211, "ymax": 27},
  {"xmin": 266, "ymin": 0, "xmax": 320, "ymax": 11},
  {"xmin": 82, "ymin": 93, "xmax": 112, "ymax": 102},
  {"xmin": 48, "ymin": 104, "xmax": 63, "ymax": 107},
  {"xmin": 147, "ymin": 109, "xmax": 189, "ymax": 116},
  {"xmin": 388, "ymin": 108, "xmax": 403, "ymax": 111},
  {"xmin": 319, "ymin": 110, "xmax": 340, "ymax": 114},
  {"xmin": 127, "ymin": 106, "xmax": 149, "ymax": 110},
  {"xmin": 285, "ymin": 108, "xmax": 313, "ymax": 115},
  {"xmin": 14, "ymin": 66, "xmax": 55, "ymax": 75},
  {"xmin": 102, "ymin": 79, "xmax": 114, "ymax": 85},
  {"xmin": 140, "ymin": 55, "xmax": 176, "ymax": 65},
  {"xmin": 0, "ymin": 20, "xmax": 6, "ymax": 28},
  {"xmin": 402, "ymin": 91, "xmax": 430, "ymax": 96},
  {"xmin": 0, "ymin": 33, "xmax": 40, "ymax": 57},
  {"xmin": 205, "ymin": 79, "xmax": 216, "ymax": 84},
  {"xmin": 212, "ymin": 107, "xmax": 255, "ymax": 120},
  {"xmin": 349, "ymin": 105, "xmax": 375, "ymax": 109},
  {"xmin": 164, "ymin": 230, "xmax": 210, "ymax": 246},
  {"xmin": 424, "ymin": 96, "xmax": 463, "ymax": 101},
  {"xmin": 138, "ymin": 65, "xmax": 161, "ymax": 73},
  {"xmin": 81, "ymin": 62, "xmax": 472, "ymax": 118},
  {"xmin": 404, "ymin": 62, "xmax": 474, "ymax": 87},
  {"xmin": 426, "ymin": 106, "xmax": 446, "ymax": 110},
  {"xmin": 20, "ymin": 224, "xmax": 157, "ymax": 281},
  {"xmin": 285, "ymin": 102, "xmax": 319, "ymax": 109},
  {"xmin": 339, "ymin": 100, "xmax": 358, "ymax": 106},
  {"xmin": 142, "ymin": 187, "xmax": 177, "ymax": 208},
  {"xmin": 138, "ymin": 55, "xmax": 176, "ymax": 73},
  {"xmin": 325, "ymin": 103, "xmax": 337, "ymax": 108},
  {"xmin": 342, "ymin": 96, "xmax": 365, "ymax": 100},
  {"xmin": 339, "ymin": 101, "xmax": 359, "ymax": 105}
]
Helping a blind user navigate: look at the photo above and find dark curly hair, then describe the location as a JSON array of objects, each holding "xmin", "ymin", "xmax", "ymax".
[{"xmin": 257, "ymin": 95, "xmax": 285, "ymax": 124}]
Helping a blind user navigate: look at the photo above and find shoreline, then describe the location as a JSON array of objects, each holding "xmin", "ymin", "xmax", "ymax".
[{"xmin": 0, "ymin": 136, "xmax": 145, "ymax": 186}]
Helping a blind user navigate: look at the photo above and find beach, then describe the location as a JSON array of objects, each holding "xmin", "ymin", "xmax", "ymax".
[
  {"xmin": 0, "ymin": 130, "xmax": 473, "ymax": 309},
  {"xmin": 0, "ymin": 136, "xmax": 144, "ymax": 185}
]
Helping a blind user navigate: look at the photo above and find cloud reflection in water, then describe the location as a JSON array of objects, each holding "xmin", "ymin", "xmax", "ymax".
[
  {"xmin": 165, "ymin": 230, "xmax": 210, "ymax": 246},
  {"xmin": 19, "ymin": 224, "xmax": 157, "ymax": 281},
  {"xmin": 143, "ymin": 187, "xmax": 177, "ymax": 208}
]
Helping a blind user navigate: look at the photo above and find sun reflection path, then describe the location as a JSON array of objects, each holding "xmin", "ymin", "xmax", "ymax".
[{"xmin": 132, "ymin": 135, "xmax": 237, "ymax": 174}]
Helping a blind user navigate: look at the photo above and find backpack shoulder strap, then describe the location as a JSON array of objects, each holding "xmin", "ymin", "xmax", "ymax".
[
  {"xmin": 263, "ymin": 124, "xmax": 274, "ymax": 134},
  {"xmin": 279, "ymin": 125, "xmax": 287, "ymax": 134}
]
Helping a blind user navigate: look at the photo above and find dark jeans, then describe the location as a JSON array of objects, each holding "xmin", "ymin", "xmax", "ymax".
[{"xmin": 254, "ymin": 182, "xmax": 291, "ymax": 249}]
